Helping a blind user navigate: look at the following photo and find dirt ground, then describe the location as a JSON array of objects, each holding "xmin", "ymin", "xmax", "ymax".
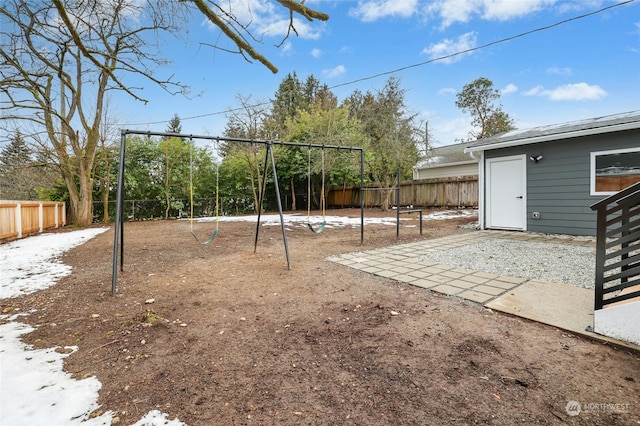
[{"xmin": 3, "ymin": 208, "xmax": 639, "ymax": 425}]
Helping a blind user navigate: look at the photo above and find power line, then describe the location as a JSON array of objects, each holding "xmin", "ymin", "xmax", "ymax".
[{"xmin": 121, "ymin": 0, "xmax": 635, "ymax": 127}]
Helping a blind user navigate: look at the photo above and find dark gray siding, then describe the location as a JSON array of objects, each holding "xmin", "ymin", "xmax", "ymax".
[{"xmin": 484, "ymin": 128, "xmax": 639, "ymax": 236}]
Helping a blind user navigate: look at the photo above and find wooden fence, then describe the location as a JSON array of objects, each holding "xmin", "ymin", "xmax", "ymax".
[
  {"xmin": 0, "ymin": 200, "xmax": 66, "ymax": 243},
  {"xmin": 327, "ymin": 176, "xmax": 478, "ymax": 208}
]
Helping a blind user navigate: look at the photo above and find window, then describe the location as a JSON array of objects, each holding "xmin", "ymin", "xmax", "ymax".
[{"xmin": 590, "ymin": 147, "xmax": 640, "ymax": 195}]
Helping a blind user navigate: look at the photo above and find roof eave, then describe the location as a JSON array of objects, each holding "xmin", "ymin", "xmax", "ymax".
[
  {"xmin": 464, "ymin": 121, "xmax": 640, "ymax": 153},
  {"xmin": 414, "ymin": 159, "xmax": 478, "ymax": 170}
]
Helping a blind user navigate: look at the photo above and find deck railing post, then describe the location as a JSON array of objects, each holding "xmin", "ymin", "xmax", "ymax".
[{"xmin": 593, "ymin": 204, "xmax": 606, "ymax": 310}]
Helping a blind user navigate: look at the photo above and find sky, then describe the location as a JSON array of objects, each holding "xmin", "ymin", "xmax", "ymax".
[
  {"xmin": 0, "ymin": 211, "xmax": 474, "ymax": 425},
  {"xmin": 112, "ymin": 0, "xmax": 640, "ymax": 147}
]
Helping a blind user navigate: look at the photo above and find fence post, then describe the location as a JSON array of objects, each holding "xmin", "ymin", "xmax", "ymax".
[
  {"xmin": 16, "ymin": 203, "xmax": 22, "ymax": 239},
  {"xmin": 38, "ymin": 202, "xmax": 44, "ymax": 233},
  {"xmin": 412, "ymin": 180, "xmax": 416, "ymax": 206}
]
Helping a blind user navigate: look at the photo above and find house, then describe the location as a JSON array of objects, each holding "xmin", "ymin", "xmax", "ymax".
[
  {"xmin": 464, "ymin": 111, "xmax": 640, "ymax": 236},
  {"xmin": 413, "ymin": 141, "xmax": 478, "ymax": 180},
  {"xmin": 409, "ymin": 141, "xmax": 479, "ymax": 208}
]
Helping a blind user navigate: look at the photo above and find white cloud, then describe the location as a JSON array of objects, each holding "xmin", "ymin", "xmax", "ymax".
[
  {"xmin": 428, "ymin": 0, "xmax": 557, "ymax": 28},
  {"xmin": 206, "ymin": 0, "xmax": 323, "ymax": 40},
  {"xmin": 322, "ymin": 65, "xmax": 347, "ymax": 79},
  {"xmin": 524, "ymin": 82, "xmax": 607, "ymax": 101},
  {"xmin": 524, "ymin": 85, "xmax": 545, "ymax": 96},
  {"xmin": 222, "ymin": 0, "xmax": 276, "ymax": 23},
  {"xmin": 433, "ymin": 117, "xmax": 474, "ymax": 144},
  {"xmin": 438, "ymin": 87, "xmax": 457, "ymax": 95},
  {"xmin": 349, "ymin": 0, "xmax": 419, "ymax": 22},
  {"xmin": 280, "ymin": 41, "xmax": 293, "ymax": 54},
  {"xmin": 422, "ymin": 32, "xmax": 477, "ymax": 64},
  {"xmin": 555, "ymin": 0, "xmax": 602, "ymax": 14},
  {"xmin": 629, "ymin": 22, "xmax": 640, "ymax": 54},
  {"xmin": 259, "ymin": 18, "xmax": 323, "ymax": 40},
  {"xmin": 481, "ymin": 0, "xmax": 556, "ymax": 21},
  {"xmin": 546, "ymin": 67, "xmax": 573, "ymax": 76},
  {"xmin": 311, "ymin": 48, "xmax": 323, "ymax": 58},
  {"xmin": 340, "ymin": 46, "xmax": 353, "ymax": 54},
  {"xmin": 501, "ymin": 83, "xmax": 518, "ymax": 95},
  {"xmin": 430, "ymin": 0, "xmax": 479, "ymax": 27}
]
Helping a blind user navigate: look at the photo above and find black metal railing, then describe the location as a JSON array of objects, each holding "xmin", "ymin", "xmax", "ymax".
[{"xmin": 590, "ymin": 181, "xmax": 640, "ymax": 310}]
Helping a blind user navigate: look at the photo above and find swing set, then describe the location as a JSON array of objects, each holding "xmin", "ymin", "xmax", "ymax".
[{"xmin": 110, "ymin": 130, "xmax": 365, "ymax": 295}]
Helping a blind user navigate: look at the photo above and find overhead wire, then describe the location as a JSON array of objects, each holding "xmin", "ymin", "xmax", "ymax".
[{"xmin": 118, "ymin": 0, "xmax": 635, "ymax": 128}]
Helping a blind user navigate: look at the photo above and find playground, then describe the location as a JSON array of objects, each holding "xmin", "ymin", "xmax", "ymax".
[{"xmin": 2, "ymin": 208, "xmax": 639, "ymax": 425}]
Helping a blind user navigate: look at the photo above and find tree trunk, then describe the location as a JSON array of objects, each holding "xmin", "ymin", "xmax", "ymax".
[
  {"xmin": 102, "ymin": 169, "xmax": 110, "ymax": 223},
  {"xmin": 61, "ymin": 137, "xmax": 96, "ymax": 226},
  {"xmin": 77, "ymin": 187, "xmax": 94, "ymax": 225},
  {"xmin": 65, "ymin": 167, "xmax": 94, "ymax": 226},
  {"xmin": 164, "ymin": 158, "xmax": 171, "ymax": 220},
  {"xmin": 101, "ymin": 145, "xmax": 111, "ymax": 223},
  {"xmin": 248, "ymin": 150, "xmax": 262, "ymax": 213},
  {"xmin": 381, "ymin": 176, "xmax": 392, "ymax": 211},
  {"xmin": 290, "ymin": 176, "xmax": 296, "ymax": 211}
]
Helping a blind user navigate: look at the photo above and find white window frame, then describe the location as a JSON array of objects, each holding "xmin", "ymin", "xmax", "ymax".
[{"xmin": 590, "ymin": 147, "xmax": 640, "ymax": 196}]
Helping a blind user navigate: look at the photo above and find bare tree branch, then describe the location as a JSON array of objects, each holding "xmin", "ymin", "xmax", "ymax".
[
  {"xmin": 190, "ymin": 0, "xmax": 328, "ymax": 73},
  {"xmin": 190, "ymin": 0, "xmax": 279, "ymax": 73},
  {"xmin": 276, "ymin": 0, "xmax": 329, "ymax": 22}
]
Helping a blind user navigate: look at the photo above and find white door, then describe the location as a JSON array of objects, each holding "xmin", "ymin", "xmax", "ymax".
[{"xmin": 486, "ymin": 155, "xmax": 526, "ymax": 230}]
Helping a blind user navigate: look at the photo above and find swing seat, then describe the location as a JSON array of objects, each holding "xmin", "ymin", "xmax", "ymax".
[
  {"xmin": 307, "ymin": 220, "xmax": 327, "ymax": 234},
  {"xmin": 190, "ymin": 227, "xmax": 218, "ymax": 245}
]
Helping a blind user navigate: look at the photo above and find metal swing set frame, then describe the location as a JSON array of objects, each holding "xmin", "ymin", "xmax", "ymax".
[{"xmin": 111, "ymin": 129, "xmax": 365, "ymax": 295}]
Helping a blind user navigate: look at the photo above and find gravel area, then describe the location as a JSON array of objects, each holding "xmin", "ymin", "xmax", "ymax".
[{"xmin": 417, "ymin": 238, "xmax": 597, "ymax": 289}]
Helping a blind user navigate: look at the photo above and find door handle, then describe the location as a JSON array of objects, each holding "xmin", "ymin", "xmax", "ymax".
[{"xmin": 516, "ymin": 196, "xmax": 523, "ymax": 199}]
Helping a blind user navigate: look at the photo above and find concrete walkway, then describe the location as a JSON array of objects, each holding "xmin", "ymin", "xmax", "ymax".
[{"xmin": 328, "ymin": 230, "xmax": 640, "ymax": 350}]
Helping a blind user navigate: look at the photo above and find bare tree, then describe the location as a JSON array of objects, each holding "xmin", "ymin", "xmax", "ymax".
[
  {"xmin": 0, "ymin": 0, "xmax": 187, "ymax": 224},
  {"xmin": 96, "ymin": 99, "xmax": 121, "ymax": 223},
  {"xmin": 0, "ymin": 0, "xmax": 328, "ymax": 225},
  {"xmin": 223, "ymin": 94, "xmax": 272, "ymax": 212}
]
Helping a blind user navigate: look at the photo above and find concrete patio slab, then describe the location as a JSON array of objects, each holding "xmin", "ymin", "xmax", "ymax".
[{"xmin": 486, "ymin": 279, "xmax": 593, "ymax": 335}]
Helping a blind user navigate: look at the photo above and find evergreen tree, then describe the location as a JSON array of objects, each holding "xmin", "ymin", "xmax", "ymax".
[
  {"xmin": 0, "ymin": 131, "xmax": 56, "ymax": 200},
  {"xmin": 166, "ymin": 113, "xmax": 182, "ymax": 135},
  {"xmin": 0, "ymin": 130, "xmax": 31, "ymax": 166},
  {"xmin": 342, "ymin": 77, "xmax": 419, "ymax": 209},
  {"xmin": 268, "ymin": 72, "xmax": 304, "ymax": 138}
]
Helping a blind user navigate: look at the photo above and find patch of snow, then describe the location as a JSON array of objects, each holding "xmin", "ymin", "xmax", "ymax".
[
  {"xmin": 0, "ymin": 321, "xmax": 112, "ymax": 425},
  {"xmin": 130, "ymin": 410, "xmax": 186, "ymax": 426},
  {"xmin": 0, "ymin": 228, "xmax": 186, "ymax": 426},
  {"xmin": 0, "ymin": 228, "xmax": 109, "ymax": 299},
  {"xmin": 191, "ymin": 210, "xmax": 477, "ymax": 227}
]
